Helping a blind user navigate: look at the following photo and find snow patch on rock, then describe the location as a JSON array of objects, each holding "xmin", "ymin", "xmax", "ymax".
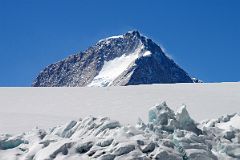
[{"xmin": 142, "ymin": 50, "xmax": 152, "ymax": 57}]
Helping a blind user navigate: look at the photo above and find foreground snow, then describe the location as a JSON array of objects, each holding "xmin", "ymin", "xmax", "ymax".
[{"xmin": 1, "ymin": 102, "xmax": 240, "ymax": 160}]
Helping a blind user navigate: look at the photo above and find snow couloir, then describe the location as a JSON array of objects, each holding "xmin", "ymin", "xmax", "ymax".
[{"xmin": 1, "ymin": 102, "xmax": 240, "ymax": 159}]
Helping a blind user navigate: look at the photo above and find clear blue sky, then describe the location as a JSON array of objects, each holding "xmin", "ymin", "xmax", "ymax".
[{"xmin": 0, "ymin": 0, "xmax": 239, "ymax": 86}]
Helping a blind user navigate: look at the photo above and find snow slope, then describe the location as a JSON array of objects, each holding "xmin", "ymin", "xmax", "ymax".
[
  {"xmin": 88, "ymin": 45, "xmax": 142, "ymax": 87},
  {"xmin": 0, "ymin": 82, "xmax": 239, "ymax": 135}
]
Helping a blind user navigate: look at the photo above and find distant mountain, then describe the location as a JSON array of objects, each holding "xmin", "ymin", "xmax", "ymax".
[{"xmin": 32, "ymin": 31, "xmax": 194, "ymax": 87}]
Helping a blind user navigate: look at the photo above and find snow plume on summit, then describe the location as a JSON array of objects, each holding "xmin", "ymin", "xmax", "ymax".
[
  {"xmin": 32, "ymin": 31, "xmax": 194, "ymax": 87},
  {"xmin": 1, "ymin": 102, "xmax": 240, "ymax": 159}
]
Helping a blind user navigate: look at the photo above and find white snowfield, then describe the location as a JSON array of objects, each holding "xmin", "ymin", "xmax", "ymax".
[{"xmin": 0, "ymin": 82, "xmax": 240, "ymax": 135}]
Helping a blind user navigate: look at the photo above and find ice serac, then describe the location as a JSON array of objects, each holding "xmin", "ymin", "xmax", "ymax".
[
  {"xmin": 32, "ymin": 30, "xmax": 194, "ymax": 87},
  {"xmin": 176, "ymin": 105, "xmax": 202, "ymax": 135},
  {"xmin": 148, "ymin": 102, "xmax": 202, "ymax": 134}
]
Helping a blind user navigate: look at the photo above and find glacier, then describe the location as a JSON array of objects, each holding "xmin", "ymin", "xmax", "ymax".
[{"xmin": 1, "ymin": 102, "xmax": 240, "ymax": 160}]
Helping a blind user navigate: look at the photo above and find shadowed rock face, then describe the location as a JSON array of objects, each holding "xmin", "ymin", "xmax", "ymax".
[{"xmin": 32, "ymin": 31, "xmax": 193, "ymax": 87}]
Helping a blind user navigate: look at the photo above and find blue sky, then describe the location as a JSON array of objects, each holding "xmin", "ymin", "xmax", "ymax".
[{"xmin": 0, "ymin": 0, "xmax": 239, "ymax": 86}]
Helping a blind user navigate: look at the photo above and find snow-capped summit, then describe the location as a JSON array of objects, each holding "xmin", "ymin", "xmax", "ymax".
[{"xmin": 32, "ymin": 30, "xmax": 194, "ymax": 87}]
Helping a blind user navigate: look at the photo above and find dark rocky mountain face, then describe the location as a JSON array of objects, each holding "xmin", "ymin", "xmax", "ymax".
[{"xmin": 32, "ymin": 31, "xmax": 193, "ymax": 87}]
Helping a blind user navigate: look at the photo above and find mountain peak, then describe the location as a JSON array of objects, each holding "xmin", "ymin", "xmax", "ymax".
[
  {"xmin": 125, "ymin": 30, "xmax": 141, "ymax": 37},
  {"xmin": 32, "ymin": 31, "xmax": 194, "ymax": 87},
  {"xmin": 98, "ymin": 30, "xmax": 143, "ymax": 44}
]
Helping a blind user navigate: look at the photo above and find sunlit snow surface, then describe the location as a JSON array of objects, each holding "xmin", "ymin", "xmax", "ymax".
[
  {"xmin": 143, "ymin": 50, "xmax": 152, "ymax": 57},
  {"xmin": 0, "ymin": 82, "xmax": 239, "ymax": 135},
  {"xmin": 88, "ymin": 45, "xmax": 143, "ymax": 87},
  {"xmin": 88, "ymin": 53, "xmax": 138, "ymax": 87}
]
